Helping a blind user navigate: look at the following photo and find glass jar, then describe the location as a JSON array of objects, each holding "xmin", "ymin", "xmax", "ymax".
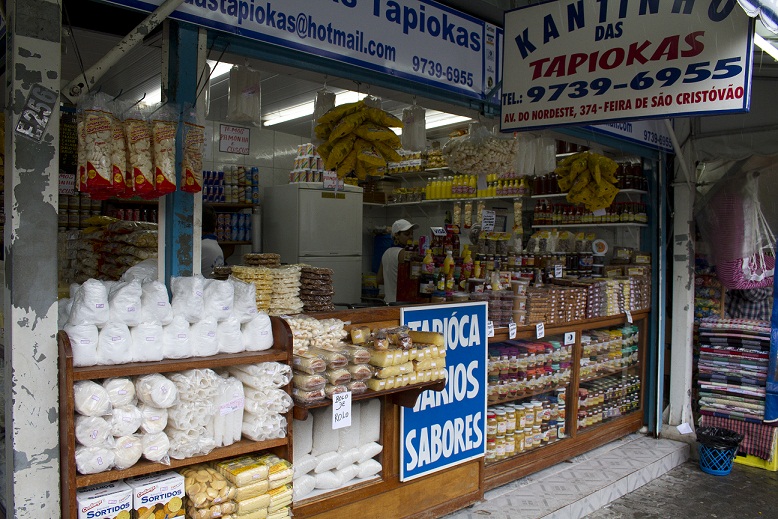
[
  {"xmin": 486, "ymin": 412, "xmax": 497, "ymax": 441},
  {"xmin": 548, "ymin": 420, "xmax": 558, "ymax": 442},
  {"xmin": 505, "ymin": 433, "xmax": 516, "ymax": 457},
  {"xmin": 557, "ymin": 418, "xmax": 566, "ymax": 439},
  {"xmin": 556, "ymin": 387, "xmax": 566, "ymax": 405},
  {"xmin": 505, "ymin": 407, "xmax": 516, "ymax": 435},
  {"xmin": 495, "ymin": 410, "xmax": 508, "ymax": 436},
  {"xmin": 540, "ymin": 422, "xmax": 549, "ymax": 446},
  {"xmin": 495, "ymin": 437, "xmax": 506, "ymax": 460},
  {"xmin": 515, "ymin": 429, "xmax": 525, "ymax": 453},
  {"xmin": 516, "ymin": 404, "xmax": 526, "ymax": 429},
  {"xmin": 532, "ymin": 425, "xmax": 542, "ymax": 448},
  {"xmin": 524, "ymin": 427, "xmax": 534, "ymax": 450},
  {"xmin": 486, "ymin": 438, "xmax": 496, "ymax": 462},
  {"xmin": 524, "ymin": 404, "xmax": 535, "ymax": 427}
]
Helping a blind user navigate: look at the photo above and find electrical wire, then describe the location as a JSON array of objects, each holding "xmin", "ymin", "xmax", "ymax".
[{"xmin": 60, "ymin": 0, "xmax": 90, "ymax": 96}]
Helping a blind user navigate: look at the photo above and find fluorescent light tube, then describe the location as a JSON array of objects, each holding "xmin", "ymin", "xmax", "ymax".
[
  {"xmin": 207, "ymin": 60, "xmax": 233, "ymax": 79},
  {"xmin": 755, "ymin": 34, "xmax": 778, "ymax": 62},
  {"xmin": 263, "ymin": 91, "xmax": 367, "ymax": 126}
]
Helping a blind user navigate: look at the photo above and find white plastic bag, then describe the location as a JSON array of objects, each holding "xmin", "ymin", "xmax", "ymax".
[
  {"xmin": 204, "ymin": 279, "xmax": 235, "ymax": 322},
  {"xmin": 162, "ymin": 315, "xmax": 193, "ymax": 359},
  {"xmin": 136, "ymin": 373, "xmax": 178, "ymax": 408},
  {"xmin": 68, "ymin": 279, "xmax": 109, "ymax": 326},
  {"xmin": 242, "ymin": 312, "xmax": 274, "ymax": 351},
  {"xmin": 401, "ymin": 104, "xmax": 426, "ymax": 152},
  {"xmin": 227, "ymin": 64, "xmax": 261, "ymax": 125},
  {"xmin": 218, "ymin": 315, "xmax": 244, "ymax": 354},
  {"xmin": 190, "ymin": 315, "xmax": 219, "ymax": 357},
  {"xmin": 64, "ymin": 323, "xmax": 99, "ymax": 367},
  {"xmin": 96, "ymin": 322, "xmax": 133, "ymax": 365},
  {"xmin": 131, "ymin": 322, "xmax": 164, "ymax": 363},
  {"xmin": 74, "ymin": 381, "xmax": 112, "ymax": 417},
  {"xmin": 141, "ymin": 280, "xmax": 173, "ymax": 325},
  {"xmin": 171, "ymin": 275, "xmax": 205, "ymax": 323},
  {"xmin": 229, "ymin": 276, "xmax": 258, "ymax": 323},
  {"xmin": 59, "ymin": 298, "xmax": 73, "ymax": 330},
  {"xmin": 108, "ymin": 279, "xmax": 142, "ymax": 326}
]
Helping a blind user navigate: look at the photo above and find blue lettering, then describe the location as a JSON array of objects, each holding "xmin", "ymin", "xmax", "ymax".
[
  {"xmin": 514, "ymin": 28, "xmax": 537, "ymax": 59},
  {"xmin": 708, "ymin": 0, "xmax": 735, "ymax": 21}
]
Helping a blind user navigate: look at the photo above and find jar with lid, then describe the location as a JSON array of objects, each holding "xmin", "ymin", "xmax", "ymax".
[
  {"xmin": 515, "ymin": 428, "xmax": 525, "ymax": 453},
  {"xmin": 548, "ymin": 420, "xmax": 558, "ymax": 442},
  {"xmin": 516, "ymin": 404, "xmax": 526, "ymax": 429},
  {"xmin": 486, "ymin": 412, "xmax": 497, "ymax": 441},
  {"xmin": 486, "ymin": 438, "xmax": 496, "ymax": 462},
  {"xmin": 540, "ymin": 422, "xmax": 549, "ymax": 446},
  {"xmin": 533, "ymin": 402, "xmax": 544, "ymax": 424},
  {"xmin": 505, "ymin": 407, "xmax": 516, "ymax": 435},
  {"xmin": 495, "ymin": 409, "xmax": 508, "ymax": 436},
  {"xmin": 524, "ymin": 404, "xmax": 535, "ymax": 427},
  {"xmin": 557, "ymin": 418, "xmax": 566, "ymax": 439},
  {"xmin": 524, "ymin": 427, "xmax": 534, "ymax": 450},
  {"xmin": 541, "ymin": 402, "xmax": 552, "ymax": 422},
  {"xmin": 495, "ymin": 437, "xmax": 506, "ymax": 460},
  {"xmin": 556, "ymin": 387, "xmax": 566, "ymax": 405},
  {"xmin": 505, "ymin": 433, "xmax": 516, "ymax": 458},
  {"xmin": 532, "ymin": 424, "xmax": 542, "ymax": 448},
  {"xmin": 550, "ymin": 403, "xmax": 560, "ymax": 421}
]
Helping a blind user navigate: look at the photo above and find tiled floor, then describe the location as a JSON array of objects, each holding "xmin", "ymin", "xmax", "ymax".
[{"xmin": 444, "ymin": 434, "xmax": 690, "ymax": 519}]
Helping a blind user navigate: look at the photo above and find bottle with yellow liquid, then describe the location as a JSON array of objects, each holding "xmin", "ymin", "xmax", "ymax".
[
  {"xmin": 442, "ymin": 250, "xmax": 455, "ymax": 276},
  {"xmin": 422, "ymin": 248, "xmax": 435, "ymax": 274}
]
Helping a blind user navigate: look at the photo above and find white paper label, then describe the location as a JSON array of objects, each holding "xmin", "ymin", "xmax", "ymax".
[
  {"xmin": 554, "ymin": 265, "xmax": 563, "ymax": 278},
  {"xmin": 509, "ymin": 322, "xmax": 517, "ymax": 340},
  {"xmin": 564, "ymin": 332, "xmax": 575, "ymax": 345},
  {"xmin": 536, "ymin": 322, "xmax": 545, "ymax": 339},
  {"xmin": 332, "ymin": 391, "xmax": 352, "ymax": 429},
  {"xmin": 481, "ymin": 210, "xmax": 496, "ymax": 231},
  {"xmin": 626, "ymin": 310, "xmax": 633, "ymax": 324},
  {"xmin": 593, "ymin": 208, "xmax": 606, "ymax": 217},
  {"xmin": 486, "ymin": 320, "xmax": 495, "ymax": 338}
]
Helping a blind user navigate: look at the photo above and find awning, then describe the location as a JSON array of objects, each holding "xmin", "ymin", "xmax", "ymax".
[{"xmin": 738, "ymin": 0, "xmax": 778, "ymax": 33}]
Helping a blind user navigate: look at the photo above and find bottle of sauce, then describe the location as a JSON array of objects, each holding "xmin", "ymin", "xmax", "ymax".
[{"xmin": 422, "ymin": 249, "xmax": 435, "ymax": 274}]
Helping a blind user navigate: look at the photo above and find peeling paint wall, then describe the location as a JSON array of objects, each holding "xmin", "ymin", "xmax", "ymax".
[{"xmin": 4, "ymin": 0, "xmax": 62, "ymax": 516}]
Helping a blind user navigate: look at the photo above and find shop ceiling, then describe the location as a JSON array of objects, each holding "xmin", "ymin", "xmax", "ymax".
[{"xmin": 47, "ymin": 1, "xmax": 778, "ymax": 139}]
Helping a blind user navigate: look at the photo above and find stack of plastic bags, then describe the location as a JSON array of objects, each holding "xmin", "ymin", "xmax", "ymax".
[
  {"xmin": 180, "ymin": 464, "xmax": 239, "ymax": 519},
  {"xmin": 292, "ymin": 400, "xmax": 383, "ymax": 501},
  {"xmin": 62, "ymin": 275, "xmax": 274, "ymax": 367},
  {"xmin": 73, "ymin": 361, "xmax": 292, "ymax": 474},
  {"xmin": 228, "ymin": 363, "xmax": 293, "ymax": 441},
  {"xmin": 73, "ymin": 374, "xmax": 178, "ymax": 475}
]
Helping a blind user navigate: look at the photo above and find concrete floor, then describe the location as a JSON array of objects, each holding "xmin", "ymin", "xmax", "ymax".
[{"xmin": 587, "ymin": 461, "xmax": 778, "ymax": 518}]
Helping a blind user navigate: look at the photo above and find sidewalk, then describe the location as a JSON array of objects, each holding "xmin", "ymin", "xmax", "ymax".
[{"xmin": 444, "ymin": 434, "xmax": 689, "ymax": 519}]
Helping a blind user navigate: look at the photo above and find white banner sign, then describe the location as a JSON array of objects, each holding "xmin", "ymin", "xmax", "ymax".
[
  {"xmin": 501, "ymin": 0, "xmax": 753, "ymax": 131},
  {"xmin": 107, "ymin": 0, "xmax": 488, "ymax": 98},
  {"xmin": 590, "ymin": 120, "xmax": 674, "ymax": 152},
  {"xmin": 219, "ymin": 124, "xmax": 250, "ymax": 155}
]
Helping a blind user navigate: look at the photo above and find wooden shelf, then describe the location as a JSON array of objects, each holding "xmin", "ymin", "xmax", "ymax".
[
  {"xmin": 532, "ymin": 223, "xmax": 647, "ymax": 229},
  {"xmin": 485, "ymin": 437, "xmax": 572, "ymax": 467},
  {"xmin": 488, "ymin": 382, "xmax": 569, "ymax": 407},
  {"xmin": 71, "ymin": 348, "xmax": 288, "ymax": 381},
  {"xmin": 75, "ymin": 438, "xmax": 287, "ymax": 487},
  {"xmin": 579, "ymin": 363, "xmax": 640, "ymax": 384},
  {"xmin": 207, "ymin": 202, "xmax": 256, "ymax": 209},
  {"xmin": 293, "ymin": 379, "xmax": 446, "ymax": 420},
  {"xmin": 531, "ymin": 189, "xmax": 647, "ymax": 199}
]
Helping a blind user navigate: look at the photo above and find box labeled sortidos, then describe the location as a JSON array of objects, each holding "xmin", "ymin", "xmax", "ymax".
[
  {"xmin": 126, "ymin": 471, "xmax": 185, "ymax": 518},
  {"xmin": 76, "ymin": 480, "xmax": 132, "ymax": 519}
]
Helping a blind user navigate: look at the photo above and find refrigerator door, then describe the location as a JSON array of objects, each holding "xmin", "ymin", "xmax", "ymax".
[
  {"xmin": 298, "ymin": 189, "xmax": 363, "ymax": 257},
  {"xmin": 302, "ymin": 256, "xmax": 363, "ymax": 306}
]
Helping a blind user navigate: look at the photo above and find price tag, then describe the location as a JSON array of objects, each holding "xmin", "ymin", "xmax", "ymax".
[
  {"xmin": 15, "ymin": 83, "xmax": 58, "ymax": 142},
  {"xmin": 322, "ymin": 171, "xmax": 339, "ymax": 189},
  {"xmin": 536, "ymin": 322, "xmax": 545, "ymax": 339},
  {"xmin": 554, "ymin": 265, "xmax": 563, "ymax": 278},
  {"xmin": 626, "ymin": 310, "xmax": 633, "ymax": 324},
  {"xmin": 509, "ymin": 322, "xmax": 517, "ymax": 339},
  {"xmin": 593, "ymin": 208, "xmax": 607, "ymax": 217},
  {"xmin": 481, "ymin": 210, "xmax": 496, "ymax": 231},
  {"xmin": 564, "ymin": 332, "xmax": 575, "ymax": 345},
  {"xmin": 332, "ymin": 391, "xmax": 352, "ymax": 429},
  {"xmin": 486, "ymin": 320, "xmax": 495, "ymax": 338},
  {"xmin": 430, "ymin": 226, "xmax": 448, "ymax": 237}
]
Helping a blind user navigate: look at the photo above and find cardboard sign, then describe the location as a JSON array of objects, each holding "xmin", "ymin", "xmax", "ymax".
[
  {"xmin": 219, "ymin": 124, "xmax": 250, "ymax": 155},
  {"xmin": 332, "ymin": 391, "xmax": 352, "ymax": 429}
]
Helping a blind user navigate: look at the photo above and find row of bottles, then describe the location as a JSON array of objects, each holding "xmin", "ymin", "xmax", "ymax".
[
  {"xmin": 533, "ymin": 163, "xmax": 648, "ymax": 196},
  {"xmin": 424, "ymin": 176, "xmax": 530, "ymax": 200},
  {"xmin": 533, "ymin": 201, "xmax": 648, "ymax": 225}
]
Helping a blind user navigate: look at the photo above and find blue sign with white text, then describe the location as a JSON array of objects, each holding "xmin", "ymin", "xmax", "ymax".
[{"xmin": 400, "ymin": 302, "xmax": 488, "ymax": 481}]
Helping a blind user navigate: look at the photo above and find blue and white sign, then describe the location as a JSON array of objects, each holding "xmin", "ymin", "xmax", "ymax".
[
  {"xmin": 501, "ymin": 0, "xmax": 753, "ymax": 131},
  {"xmin": 589, "ymin": 120, "xmax": 674, "ymax": 152},
  {"xmin": 400, "ymin": 302, "xmax": 488, "ymax": 482},
  {"xmin": 106, "ymin": 0, "xmax": 489, "ymax": 98}
]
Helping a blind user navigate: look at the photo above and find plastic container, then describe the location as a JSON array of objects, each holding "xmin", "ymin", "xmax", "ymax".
[{"xmin": 696, "ymin": 427, "xmax": 743, "ymax": 476}]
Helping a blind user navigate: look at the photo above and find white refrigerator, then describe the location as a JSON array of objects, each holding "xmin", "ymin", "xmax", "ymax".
[{"xmin": 263, "ymin": 183, "xmax": 363, "ymax": 305}]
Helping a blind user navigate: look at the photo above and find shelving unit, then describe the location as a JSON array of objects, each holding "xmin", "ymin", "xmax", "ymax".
[
  {"xmin": 58, "ymin": 316, "xmax": 294, "ymax": 519},
  {"xmin": 290, "ymin": 306, "xmax": 649, "ymax": 519},
  {"xmin": 369, "ymin": 195, "xmax": 521, "ymax": 207},
  {"xmin": 531, "ymin": 223, "xmax": 648, "ymax": 229},
  {"xmin": 530, "ymin": 189, "xmax": 648, "ymax": 199}
]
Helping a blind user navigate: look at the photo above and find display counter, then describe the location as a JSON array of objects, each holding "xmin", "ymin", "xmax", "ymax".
[{"xmin": 290, "ymin": 305, "xmax": 648, "ymax": 518}]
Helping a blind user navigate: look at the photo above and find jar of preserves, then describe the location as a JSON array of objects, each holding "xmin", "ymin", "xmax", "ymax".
[
  {"xmin": 486, "ymin": 411, "xmax": 497, "ymax": 441},
  {"xmin": 524, "ymin": 404, "xmax": 535, "ymax": 427},
  {"xmin": 495, "ymin": 409, "xmax": 508, "ymax": 436},
  {"xmin": 557, "ymin": 418, "xmax": 566, "ymax": 439},
  {"xmin": 532, "ymin": 425, "xmax": 542, "ymax": 448},
  {"xmin": 505, "ymin": 433, "xmax": 516, "ymax": 457},
  {"xmin": 505, "ymin": 407, "xmax": 516, "ymax": 435},
  {"xmin": 495, "ymin": 437, "xmax": 506, "ymax": 460},
  {"xmin": 524, "ymin": 427, "xmax": 534, "ymax": 450},
  {"xmin": 486, "ymin": 438, "xmax": 496, "ymax": 462},
  {"xmin": 516, "ymin": 404, "xmax": 526, "ymax": 429},
  {"xmin": 515, "ymin": 429, "xmax": 525, "ymax": 453}
]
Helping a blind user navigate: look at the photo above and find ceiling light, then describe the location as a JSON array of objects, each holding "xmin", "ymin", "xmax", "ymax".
[
  {"xmin": 755, "ymin": 34, "xmax": 778, "ymax": 61},
  {"xmin": 207, "ymin": 60, "xmax": 233, "ymax": 79},
  {"xmin": 263, "ymin": 91, "xmax": 368, "ymax": 126},
  {"xmin": 145, "ymin": 87, "xmax": 162, "ymax": 106},
  {"xmin": 425, "ymin": 110, "xmax": 472, "ymax": 129}
]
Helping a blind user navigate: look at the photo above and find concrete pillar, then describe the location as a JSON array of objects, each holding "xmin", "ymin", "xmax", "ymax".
[
  {"xmin": 668, "ymin": 176, "xmax": 696, "ymax": 427},
  {"xmin": 3, "ymin": 0, "xmax": 62, "ymax": 516}
]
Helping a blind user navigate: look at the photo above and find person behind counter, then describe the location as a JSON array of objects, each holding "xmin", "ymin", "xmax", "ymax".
[
  {"xmin": 377, "ymin": 219, "xmax": 418, "ymax": 304},
  {"xmin": 201, "ymin": 205, "xmax": 224, "ymax": 278}
]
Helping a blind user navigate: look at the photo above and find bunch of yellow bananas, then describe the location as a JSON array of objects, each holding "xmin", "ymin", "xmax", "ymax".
[{"xmin": 555, "ymin": 151, "xmax": 619, "ymax": 211}]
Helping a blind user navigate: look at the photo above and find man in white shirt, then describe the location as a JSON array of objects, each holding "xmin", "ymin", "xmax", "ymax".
[
  {"xmin": 377, "ymin": 219, "xmax": 418, "ymax": 303},
  {"xmin": 201, "ymin": 205, "xmax": 224, "ymax": 278}
]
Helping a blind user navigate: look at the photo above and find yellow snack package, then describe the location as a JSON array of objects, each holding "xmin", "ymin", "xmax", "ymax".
[
  {"xmin": 364, "ymin": 107, "xmax": 404, "ymax": 128},
  {"xmin": 355, "ymin": 158, "xmax": 369, "ymax": 180},
  {"xmin": 318, "ymin": 100, "xmax": 364, "ymax": 126},
  {"xmin": 330, "ymin": 110, "xmax": 368, "ymax": 141},
  {"xmin": 336, "ymin": 149, "xmax": 358, "ymax": 178},
  {"xmin": 324, "ymin": 134, "xmax": 358, "ymax": 170},
  {"xmin": 314, "ymin": 122, "xmax": 333, "ymax": 141},
  {"xmin": 373, "ymin": 140, "xmax": 403, "ymax": 162},
  {"xmin": 354, "ymin": 122, "xmax": 398, "ymax": 144},
  {"xmin": 317, "ymin": 140, "xmax": 334, "ymax": 160},
  {"xmin": 357, "ymin": 143, "xmax": 387, "ymax": 168}
]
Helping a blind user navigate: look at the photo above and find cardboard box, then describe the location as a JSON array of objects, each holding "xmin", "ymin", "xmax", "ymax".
[
  {"xmin": 126, "ymin": 471, "xmax": 185, "ymax": 518},
  {"xmin": 76, "ymin": 481, "xmax": 133, "ymax": 519}
]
